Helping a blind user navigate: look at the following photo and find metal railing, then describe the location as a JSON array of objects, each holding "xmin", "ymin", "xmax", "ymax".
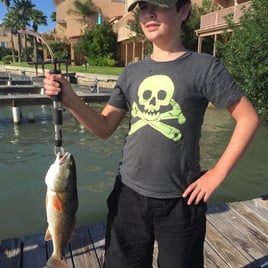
[{"xmin": 200, "ymin": 1, "xmax": 251, "ymax": 30}]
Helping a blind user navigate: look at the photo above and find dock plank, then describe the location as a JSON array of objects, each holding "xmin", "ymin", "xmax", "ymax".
[
  {"xmin": 0, "ymin": 92, "xmax": 111, "ymax": 106},
  {"xmin": 209, "ymin": 203, "xmax": 268, "ymax": 258},
  {"xmin": 230, "ymin": 201, "xmax": 268, "ymax": 236},
  {"xmin": 88, "ymin": 223, "xmax": 106, "ymax": 267},
  {"xmin": 205, "ymin": 220, "xmax": 252, "ymax": 267},
  {"xmin": 0, "ymin": 237, "xmax": 22, "ymax": 268},
  {"xmin": 206, "ymin": 204, "xmax": 268, "ymax": 267},
  {"xmin": 207, "ymin": 206, "xmax": 266, "ymax": 266},
  {"xmin": 22, "ymin": 233, "xmax": 47, "ymax": 267},
  {"xmin": 0, "ymin": 197, "xmax": 267, "ymax": 267},
  {"xmin": 70, "ymin": 225, "xmax": 100, "ymax": 268},
  {"xmin": 152, "ymin": 241, "xmax": 159, "ymax": 268},
  {"xmin": 241, "ymin": 197, "xmax": 268, "ymax": 222},
  {"xmin": 204, "ymin": 240, "xmax": 230, "ymax": 268}
]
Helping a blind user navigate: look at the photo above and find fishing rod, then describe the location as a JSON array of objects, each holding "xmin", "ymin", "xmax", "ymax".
[{"xmin": 50, "ymin": 58, "xmax": 65, "ymax": 156}]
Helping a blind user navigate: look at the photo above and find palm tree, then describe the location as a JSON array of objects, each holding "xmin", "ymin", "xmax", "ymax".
[
  {"xmin": 0, "ymin": 0, "xmax": 11, "ymax": 10},
  {"xmin": 10, "ymin": 0, "xmax": 35, "ymax": 62},
  {"xmin": 31, "ymin": 8, "xmax": 47, "ymax": 62},
  {"xmin": 68, "ymin": 0, "xmax": 97, "ymax": 32},
  {"xmin": 50, "ymin": 11, "xmax": 56, "ymax": 22},
  {"xmin": 2, "ymin": 8, "xmax": 18, "ymax": 62},
  {"xmin": 31, "ymin": 9, "xmax": 47, "ymax": 32}
]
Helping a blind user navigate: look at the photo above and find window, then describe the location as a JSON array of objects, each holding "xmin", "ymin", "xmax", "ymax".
[{"xmin": 0, "ymin": 42, "xmax": 7, "ymax": 47}]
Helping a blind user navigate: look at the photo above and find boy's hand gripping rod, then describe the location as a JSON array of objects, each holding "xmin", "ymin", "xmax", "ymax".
[{"xmin": 50, "ymin": 59, "xmax": 65, "ymax": 156}]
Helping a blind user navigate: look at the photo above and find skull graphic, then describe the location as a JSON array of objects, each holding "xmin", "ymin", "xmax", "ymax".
[
  {"xmin": 138, "ymin": 75, "xmax": 174, "ymax": 121},
  {"xmin": 129, "ymin": 75, "xmax": 186, "ymax": 141}
]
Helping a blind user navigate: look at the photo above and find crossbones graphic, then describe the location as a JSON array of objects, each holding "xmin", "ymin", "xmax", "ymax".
[{"xmin": 128, "ymin": 75, "xmax": 186, "ymax": 141}]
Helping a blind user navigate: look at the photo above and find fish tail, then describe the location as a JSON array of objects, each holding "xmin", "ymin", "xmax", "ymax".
[{"xmin": 46, "ymin": 255, "xmax": 68, "ymax": 268}]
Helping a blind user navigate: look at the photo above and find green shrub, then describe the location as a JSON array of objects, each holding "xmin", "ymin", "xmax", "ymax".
[
  {"xmin": 2, "ymin": 55, "xmax": 13, "ymax": 64},
  {"xmin": 49, "ymin": 42, "xmax": 70, "ymax": 59},
  {"xmin": 75, "ymin": 21, "xmax": 117, "ymax": 66},
  {"xmin": 0, "ymin": 47, "xmax": 12, "ymax": 60},
  {"xmin": 217, "ymin": 0, "xmax": 268, "ymax": 122},
  {"xmin": 87, "ymin": 53, "xmax": 116, "ymax": 67}
]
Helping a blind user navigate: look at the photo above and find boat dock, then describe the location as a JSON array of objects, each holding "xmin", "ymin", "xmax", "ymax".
[
  {"xmin": 0, "ymin": 84, "xmax": 112, "ymax": 123},
  {"xmin": 0, "ymin": 196, "xmax": 267, "ymax": 268},
  {"xmin": 0, "ymin": 84, "xmax": 112, "ymax": 107},
  {"xmin": 0, "ymin": 70, "xmax": 114, "ymax": 108},
  {"xmin": 0, "ymin": 91, "xmax": 112, "ymax": 106}
]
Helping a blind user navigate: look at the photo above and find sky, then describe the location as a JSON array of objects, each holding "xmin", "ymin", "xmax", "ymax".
[{"xmin": 0, "ymin": 0, "xmax": 56, "ymax": 33}]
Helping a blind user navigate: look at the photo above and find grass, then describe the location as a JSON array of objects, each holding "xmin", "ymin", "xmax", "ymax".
[{"xmin": 0, "ymin": 61, "xmax": 124, "ymax": 76}]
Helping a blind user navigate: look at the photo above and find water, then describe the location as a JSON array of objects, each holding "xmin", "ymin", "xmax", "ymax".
[{"xmin": 0, "ymin": 104, "xmax": 267, "ymax": 241}]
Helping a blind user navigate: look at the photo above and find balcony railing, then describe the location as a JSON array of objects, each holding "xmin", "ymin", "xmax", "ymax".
[
  {"xmin": 200, "ymin": 1, "xmax": 251, "ymax": 30},
  {"xmin": 116, "ymin": 13, "xmax": 136, "ymax": 42}
]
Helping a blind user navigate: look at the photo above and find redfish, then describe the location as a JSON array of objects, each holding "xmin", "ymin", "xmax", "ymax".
[{"xmin": 45, "ymin": 152, "xmax": 78, "ymax": 268}]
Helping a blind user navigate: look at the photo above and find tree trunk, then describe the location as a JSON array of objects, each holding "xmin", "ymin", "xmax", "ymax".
[
  {"xmin": 33, "ymin": 37, "xmax": 38, "ymax": 62},
  {"xmin": 17, "ymin": 32, "xmax": 22, "ymax": 62},
  {"xmin": 10, "ymin": 32, "xmax": 16, "ymax": 62}
]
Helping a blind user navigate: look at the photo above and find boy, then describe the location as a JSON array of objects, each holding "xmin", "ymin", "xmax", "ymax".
[{"xmin": 44, "ymin": 0, "xmax": 259, "ymax": 266}]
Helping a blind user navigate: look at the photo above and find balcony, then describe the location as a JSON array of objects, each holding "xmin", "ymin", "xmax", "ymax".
[
  {"xmin": 196, "ymin": 1, "xmax": 251, "ymax": 36},
  {"xmin": 196, "ymin": 1, "xmax": 251, "ymax": 54},
  {"xmin": 116, "ymin": 13, "xmax": 136, "ymax": 42},
  {"xmin": 57, "ymin": 19, "xmax": 67, "ymax": 24}
]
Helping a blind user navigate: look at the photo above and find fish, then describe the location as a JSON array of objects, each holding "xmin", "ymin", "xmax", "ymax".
[{"xmin": 44, "ymin": 152, "xmax": 78, "ymax": 268}]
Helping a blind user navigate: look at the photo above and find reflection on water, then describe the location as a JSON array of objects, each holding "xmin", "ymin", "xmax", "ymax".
[{"xmin": 0, "ymin": 104, "xmax": 267, "ymax": 240}]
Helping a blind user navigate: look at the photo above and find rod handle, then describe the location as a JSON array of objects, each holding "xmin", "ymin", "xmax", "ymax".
[{"xmin": 50, "ymin": 69, "xmax": 62, "ymax": 102}]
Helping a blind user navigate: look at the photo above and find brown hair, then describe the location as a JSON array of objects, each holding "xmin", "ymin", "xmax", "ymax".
[{"xmin": 176, "ymin": 0, "xmax": 191, "ymax": 26}]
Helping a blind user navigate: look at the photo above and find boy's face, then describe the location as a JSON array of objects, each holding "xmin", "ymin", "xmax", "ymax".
[{"xmin": 138, "ymin": 2, "xmax": 189, "ymax": 44}]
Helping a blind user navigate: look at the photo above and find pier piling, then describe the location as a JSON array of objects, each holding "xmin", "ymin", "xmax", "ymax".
[{"xmin": 11, "ymin": 101, "xmax": 22, "ymax": 124}]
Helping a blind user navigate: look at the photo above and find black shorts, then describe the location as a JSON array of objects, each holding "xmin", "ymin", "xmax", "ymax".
[{"xmin": 104, "ymin": 179, "xmax": 207, "ymax": 268}]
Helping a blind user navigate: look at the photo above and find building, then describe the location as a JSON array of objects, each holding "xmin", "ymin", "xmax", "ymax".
[
  {"xmin": 0, "ymin": 26, "xmax": 9, "ymax": 48},
  {"xmin": 54, "ymin": 0, "xmax": 126, "ymax": 64},
  {"xmin": 115, "ymin": 0, "xmax": 251, "ymax": 63},
  {"xmin": 0, "ymin": 25, "xmax": 28, "ymax": 52},
  {"xmin": 114, "ymin": 11, "xmax": 144, "ymax": 66},
  {"xmin": 0, "ymin": 0, "xmax": 251, "ymax": 65},
  {"xmin": 196, "ymin": 0, "xmax": 251, "ymax": 55},
  {"xmin": 115, "ymin": 0, "xmax": 203, "ymax": 66},
  {"xmin": 0, "ymin": 24, "xmax": 28, "ymax": 60},
  {"xmin": 54, "ymin": 0, "xmax": 206, "ymax": 66}
]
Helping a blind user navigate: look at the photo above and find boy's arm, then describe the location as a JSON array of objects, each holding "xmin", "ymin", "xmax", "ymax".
[
  {"xmin": 69, "ymin": 99, "xmax": 127, "ymax": 139},
  {"xmin": 44, "ymin": 72, "xmax": 127, "ymax": 139},
  {"xmin": 182, "ymin": 96, "xmax": 260, "ymax": 205}
]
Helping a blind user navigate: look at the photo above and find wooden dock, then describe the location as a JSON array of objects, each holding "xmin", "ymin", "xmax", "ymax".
[
  {"xmin": 0, "ymin": 88, "xmax": 112, "ymax": 107},
  {"xmin": 0, "ymin": 92, "xmax": 111, "ymax": 106},
  {"xmin": 0, "ymin": 196, "xmax": 267, "ymax": 268}
]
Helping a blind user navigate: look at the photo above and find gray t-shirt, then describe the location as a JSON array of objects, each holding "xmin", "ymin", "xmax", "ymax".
[{"xmin": 108, "ymin": 51, "xmax": 243, "ymax": 198}]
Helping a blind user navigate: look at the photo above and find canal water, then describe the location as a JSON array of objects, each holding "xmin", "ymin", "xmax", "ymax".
[{"xmin": 0, "ymin": 103, "xmax": 267, "ymax": 241}]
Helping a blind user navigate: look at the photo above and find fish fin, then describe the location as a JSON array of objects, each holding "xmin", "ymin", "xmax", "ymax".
[
  {"xmin": 44, "ymin": 228, "xmax": 52, "ymax": 241},
  {"xmin": 46, "ymin": 255, "xmax": 67, "ymax": 268},
  {"xmin": 52, "ymin": 194, "xmax": 64, "ymax": 211}
]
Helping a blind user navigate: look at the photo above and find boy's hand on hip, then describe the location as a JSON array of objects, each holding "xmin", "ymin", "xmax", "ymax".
[{"xmin": 182, "ymin": 169, "xmax": 224, "ymax": 205}]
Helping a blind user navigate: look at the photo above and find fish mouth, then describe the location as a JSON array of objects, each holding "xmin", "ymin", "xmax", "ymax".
[{"xmin": 56, "ymin": 152, "xmax": 70, "ymax": 165}]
